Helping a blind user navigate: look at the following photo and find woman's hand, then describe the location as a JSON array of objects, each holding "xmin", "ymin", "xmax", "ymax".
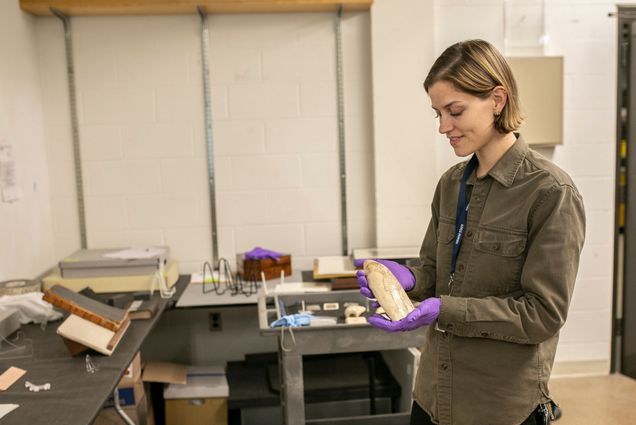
[
  {"xmin": 368, "ymin": 297, "xmax": 441, "ymax": 332},
  {"xmin": 354, "ymin": 259, "xmax": 416, "ymax": 299}
]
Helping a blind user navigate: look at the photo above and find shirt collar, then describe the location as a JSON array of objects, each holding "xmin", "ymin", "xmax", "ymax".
[
  {"xmin": 452, "ymin": 133, "xmax": 528, "ymax": 188},
  {"xmin": 486, "ymin": 133, "xmax": 528, "ymax": 188}
]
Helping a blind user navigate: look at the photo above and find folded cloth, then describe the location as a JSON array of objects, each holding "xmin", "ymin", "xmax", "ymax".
[
  {"xmin": 0, "ymin": 292, "xmax": 63, "ymax": 325},
  {"xmin": 244, "ymin": 247, "xmax": 283, "ymax": 261}
]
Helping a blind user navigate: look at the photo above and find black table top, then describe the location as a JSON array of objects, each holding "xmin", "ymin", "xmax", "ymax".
[{"xmin": 0, "ymin": 275, "xmax": 189, "ymax": 425}]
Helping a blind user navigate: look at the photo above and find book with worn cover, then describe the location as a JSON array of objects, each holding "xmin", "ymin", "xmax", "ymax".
[
  {"xmin": 126, "ymin": 298, "xmax": 160, "ymax": 320},
  {"xmin": 57, "ymin": 314, "xmax": 131, "ymax": 356},
  {"xmin": 43, "ymin": 284, "xmax": 128, "ymax": 331}
]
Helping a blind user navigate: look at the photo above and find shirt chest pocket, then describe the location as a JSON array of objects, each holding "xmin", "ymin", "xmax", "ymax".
[{"xmin": 469, "ymin": 228, "xmax": 527, "ymax": 296}]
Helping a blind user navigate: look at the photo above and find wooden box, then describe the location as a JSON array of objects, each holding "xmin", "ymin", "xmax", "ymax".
[{"xmin": 237, "ymin": 254, "xmax": 292, "ymax": 281}]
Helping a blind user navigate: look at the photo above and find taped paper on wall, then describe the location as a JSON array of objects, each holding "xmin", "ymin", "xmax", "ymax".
[{"xmin": 0, "ymin": 144, "xmax": 22, "ymax": 203}]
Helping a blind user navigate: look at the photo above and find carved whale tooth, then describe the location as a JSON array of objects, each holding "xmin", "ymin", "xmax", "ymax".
[{"xmin": 363, "ymin": 260, "xmax": 415, "ymax": 321}]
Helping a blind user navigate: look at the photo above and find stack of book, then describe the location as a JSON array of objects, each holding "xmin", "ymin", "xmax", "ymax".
[
  {"xmin": 43, "ymin": 285, "xmax": 130, "ymax": 356},
  {"xmin": 126, "ymin": 297, "xmax": 161, "ymax": 320}
]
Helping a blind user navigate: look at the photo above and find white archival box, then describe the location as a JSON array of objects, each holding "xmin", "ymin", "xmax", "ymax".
[{"xmin": 163, "ymin": 366, "xmax": 228, "ymax": 400}]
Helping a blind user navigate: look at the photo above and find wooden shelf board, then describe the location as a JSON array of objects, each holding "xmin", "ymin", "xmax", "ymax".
[{"xmin": 20, "ymin": 0, "xmax": 372, "ymax": 16}]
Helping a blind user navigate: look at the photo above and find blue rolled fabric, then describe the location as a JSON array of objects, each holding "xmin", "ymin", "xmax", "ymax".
[{"xmin": 270, "ymin": 313, "xmax": 312, "ymax": 328}]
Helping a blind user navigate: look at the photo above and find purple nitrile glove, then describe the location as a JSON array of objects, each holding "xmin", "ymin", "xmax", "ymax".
[
  {"xmin": 367, "ymin": 297, "xmax": 441, "ymax": 332},
  {"xmin": 244, "ymin": 247, "xmax": 283, "ymax": 261},
  {"xmin": 353, "ymin": 259, "xmax": 416, "ymax": 299}
]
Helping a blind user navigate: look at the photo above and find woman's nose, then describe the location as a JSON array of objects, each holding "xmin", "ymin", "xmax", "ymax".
[{"xmin": 438, "ymin": 115, "xmax": 452, "ymax": 134}]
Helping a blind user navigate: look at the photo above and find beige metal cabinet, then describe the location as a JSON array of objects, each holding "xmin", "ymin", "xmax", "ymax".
[{"xmin": 507, "ymin": 56, "xmax": 564, "ymax": 147}]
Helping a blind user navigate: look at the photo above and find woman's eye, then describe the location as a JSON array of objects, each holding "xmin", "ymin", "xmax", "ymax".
[
  {"xmin": 450, "ymin": 111, "xmax": 463, "ymax": 117},
  {"xmin": 433, "ymin": 112, "xmax": 440, "ymax": 119}
]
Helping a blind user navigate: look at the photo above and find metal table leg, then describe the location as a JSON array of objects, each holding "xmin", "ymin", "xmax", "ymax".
[
  {"xmin": 113, "ymin": 388, "xmax": 135, "ymax": 425},
  {"xmin": 280, "ymin": 344, "xmax": 305, "ymax": 425}
]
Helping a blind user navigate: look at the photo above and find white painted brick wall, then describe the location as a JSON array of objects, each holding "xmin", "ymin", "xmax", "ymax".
[
  {"xmin": 160, "ymin": 158, "xmax": 208, "ymax": 194},
  {"xmin": 36, "ymin": 11, "xmax": 374, "ymax": 274},
  {"xmin": 371, "ymin": 0, "xmax": 437, "ymax": 248},
  {"xmin": 265, "ymin": 118, "xmax": 337, "ymax": 153},
  {"xmin": 29, "ymin": 1, "xmax": 618, "ymax": 369},
  {"xmin": 82, "ymin": 125, "xmax": 123, "ymax": 160},
  {"xmin": 214, "ymin": 121, "xmax": 265, "ymax": 156},
  {"xmin": 230, "ymin": 83, "xmax": 299, "ymax": 118}
]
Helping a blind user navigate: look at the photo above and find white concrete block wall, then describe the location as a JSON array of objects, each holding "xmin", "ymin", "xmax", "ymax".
[
  {"xmin": 0, "ymin": 1, "xmax": 56, "ymax": 279},
  {"xmin": 371, "ymin": 0, "xmax": 437, "ymax": 248},
  {"xmin": 433, "ymin": 0, "xmax": 617, "ymax": 371},
  {"xmin": 36, "ymin": 12, "xmax": 374, "ymax": 274},
  {"xmin": 544, "ymin": 0, "xmax": 617, "ymax": 370},
  {"xmin": 20, "ymin": 1, "xmax": 617, "ymax": 371}
]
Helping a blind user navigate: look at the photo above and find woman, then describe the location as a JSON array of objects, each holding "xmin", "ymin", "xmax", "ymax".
[{"xmin": 356, "ymin": 39, "xmax": 585, "ymax": 425}]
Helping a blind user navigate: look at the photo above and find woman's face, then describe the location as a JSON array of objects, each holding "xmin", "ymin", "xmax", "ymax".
[{"xmin": 428, "ymin": 81, "xmax": 498, "ymax": 157}]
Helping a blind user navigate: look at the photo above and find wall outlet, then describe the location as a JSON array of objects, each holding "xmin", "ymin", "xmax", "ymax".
[{"xmin": 209, "ymin": 312, "xmax": 222, "ymax": 331}]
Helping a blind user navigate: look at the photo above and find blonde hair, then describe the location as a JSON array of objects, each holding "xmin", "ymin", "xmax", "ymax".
[{"xmin": 424, "ymin": 39, "xmax": 523, "ymax": 134}]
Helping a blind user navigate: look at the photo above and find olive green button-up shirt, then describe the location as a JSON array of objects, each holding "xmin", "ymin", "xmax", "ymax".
[{"xmin": 408, "ymin": 135, "xmax": 585, "ymax": 425}]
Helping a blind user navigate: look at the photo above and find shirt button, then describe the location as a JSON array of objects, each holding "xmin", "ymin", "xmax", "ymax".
[
  {"xmin": 440, "ymin": 363, "xmax": 449, "ymax": 371},
  {"xmin": 473, "ymin": 196, "xmax": 481, "ymax": 203},
  {"xmin": 466, "ymin": 230, "xmax": 473, "ymax": 238},
  {"xmin": 480, "ymin": 331, "xmax": 489, "ymax": 337},
  {"xmin": 493, "ymin": 243, "xmax": 501, "ymax": 251},
  {"xmin": 457, "ymin": 264, "xmax": 464, "ymax": 272}
]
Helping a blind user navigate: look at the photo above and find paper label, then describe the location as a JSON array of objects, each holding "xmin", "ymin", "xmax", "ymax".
[{"xmin": 0, "ymin": 366, "xmax": 26, "ymax": 391}]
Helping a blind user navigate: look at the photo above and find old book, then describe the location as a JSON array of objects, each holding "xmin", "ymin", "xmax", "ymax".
[
  {"xmin": 126, "ymin": 298, "xmax": 160, "ymax": 320},
  {"xmin": 330, "ymin": 277, "xmax": 359, "ymax": 290},
  {"xmin": 57, "ymin": 314, "xmax": 131, "ymax": 356},
  {"xmin": 312, "ymin": 256, "xmax": 356, "ymax": 280},
  {"xmin": 43, "ymin": 284, "xmax": 128, "ymax": 331}
]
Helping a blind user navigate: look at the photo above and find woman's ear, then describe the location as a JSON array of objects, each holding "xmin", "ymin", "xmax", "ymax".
[{"xmin": 492, "ymin": 86, "xmax": 508, "ymax": 115}]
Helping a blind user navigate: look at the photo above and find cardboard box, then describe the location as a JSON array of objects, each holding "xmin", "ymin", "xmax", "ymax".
[
  {"xmin": 93, "ymin": 394, "xmax": 148, "ymax": 425},
  {"xmin": 120, "ymin": 351, "xmax": 142, "ymax": 388},
  {"xmin": 105, "ymin": 380, "xmax": 145, "ymax": 408},
  {"xmin": 165, "ymin": 398, "xmax": 226, "ymax": 425},
  {"xmin": 164, "ymin": 366, "xmax": 228, "ymax": 425},
  {"xmin": 142, "ymin": 362, "xmax": 187, "ymax": 385}
]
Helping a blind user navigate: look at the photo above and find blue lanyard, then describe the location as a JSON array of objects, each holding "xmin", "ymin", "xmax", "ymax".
[{"xmin": 450, "ymin": 155, "xmax": 479, "ymax": 282}]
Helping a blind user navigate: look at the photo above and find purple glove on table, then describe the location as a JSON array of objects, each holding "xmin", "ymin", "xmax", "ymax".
[
  {"xmin": 353, "ymin": 259, "xmax": 415, "ymax": 299},
  {"xmin": 244, "ymin": 247, "xmax": 283, "ymax": 261},
  {"xmin": 367, "ymin": 297, "xmax": 441, "ymax": 332}
]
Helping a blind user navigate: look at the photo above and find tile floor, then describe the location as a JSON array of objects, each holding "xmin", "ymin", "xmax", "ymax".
[{"xmin": 549, "ymin": 374, "xmax": 636, "ymax": 424}]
